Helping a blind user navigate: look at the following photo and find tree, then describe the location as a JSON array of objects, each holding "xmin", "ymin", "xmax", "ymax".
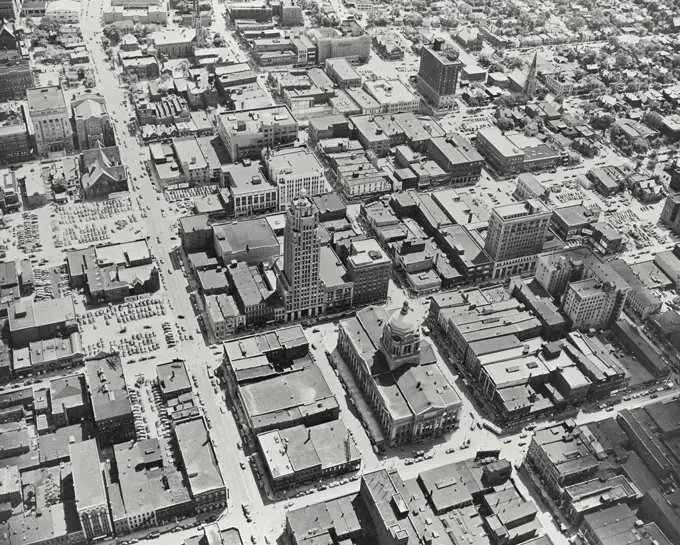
[
  {"xmin": 567, "ymin": 15, "xmax": 586, "ymax": 31},
  {"xmin": 591, "ymin": 113, "xmax": 615, "ymax": 134},
  {"xmin": 103, "ymin": 26, "xmax": 122, "ymax": 45},
  {"xmin": 506, "ymin": 56, "xmax": 523, "ymax": 70},
  {"xmin": 642, "ymin": 110, "xmax": 664, "ymax": 130},
  {"xmin": 633, "ymin": 138, "xmax": 649, "ymax": 155},
  {"xmin": 403, "ymin": 12, "xmax": 423, "ymax": 27},
  {"xmin": 497, "ymin": 116, "xmax": 514, "ymax": 131}
]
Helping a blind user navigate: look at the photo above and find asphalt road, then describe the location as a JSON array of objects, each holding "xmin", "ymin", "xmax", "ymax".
[{"xmin": 81, "ymin": 0, "xmax": 264, "ymax": 538}]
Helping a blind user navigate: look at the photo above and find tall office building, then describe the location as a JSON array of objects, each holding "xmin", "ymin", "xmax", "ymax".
[
  {"xmin": 417, "ymin": 38, "xmax": 462, "ymax": 113},
  {"xmin": 485, "ymin": 199, "xmax": 552, "ymax": 279},
  {"xmin": 660, "ymin": 193, "xmax": 680, "ymax": 235},
  {"xmin": 277, "ymin": 189, "xmax": 324, "ymax": 322}
]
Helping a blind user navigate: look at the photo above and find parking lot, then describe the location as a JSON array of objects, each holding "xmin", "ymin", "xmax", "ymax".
[
  {"xmin": 75, "ymin": 296, "xmax": 183, "ymax": 359},
  {"xmin": 52, "ymin": 197, "xmax": 142, "ymax": 249}
]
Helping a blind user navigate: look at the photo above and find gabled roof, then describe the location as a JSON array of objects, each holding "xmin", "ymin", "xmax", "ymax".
[
  {"xmin": 81, "ymin": 144, "xmax": 125, "ymax": 190},
  {"xmin": 73, "ymin": 98, "xmax": 105, "ymax": 119}
]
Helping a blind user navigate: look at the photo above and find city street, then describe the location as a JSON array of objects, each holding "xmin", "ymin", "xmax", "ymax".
[{"xmin": 81, "ymin": 0, "xmax": 263, "ymax": 536}]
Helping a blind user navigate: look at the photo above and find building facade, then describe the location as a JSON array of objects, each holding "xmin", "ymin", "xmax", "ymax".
[
  {"xmin": 277, "ymin": 190, "xmax": 324, "ymax": 322},
  {"xmin": 417, "ymin": 39, "xmax": 462, "ymax": 113},
  {"xmin": 27, "ymin": 86, "xmax": 74, "ymax": 157},
  {"xmin": 485, "ymin": 200, "xmax": 551, "ymax": 279},
  {"xmin": 71, "ymin": 94, "xmax": 114, "ymax": 150},
  {"xmin": 216, "ymin": 105, "xmax": 298, "ymax": 162},
  {"xmin": 0, "ymin": 58, "xmax": 33, "ymax": 101},
  {"xmin": 263, "ymin": 147, "xmax": 327, "ymax": 211}
]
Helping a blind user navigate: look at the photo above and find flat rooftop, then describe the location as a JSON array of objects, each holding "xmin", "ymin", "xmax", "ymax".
[
  {"xmin": 174, "ymin": 417, "xmax": 225, "ymax": 496},
  {"xmin": 157, "ymin": 359, "xmax": 191, "ymax": 397},
  {"xmin": 69, "ymin": 439, "xmax": 106, "ymax": 510}
]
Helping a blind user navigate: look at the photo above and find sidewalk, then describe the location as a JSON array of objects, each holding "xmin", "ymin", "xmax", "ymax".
[{"xmin": 327, "ymin": 349, "xmax": 385, "ymax": 446}]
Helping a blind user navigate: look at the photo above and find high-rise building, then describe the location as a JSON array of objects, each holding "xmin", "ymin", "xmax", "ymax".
[
  {"xmin": 277, "ymin": 189, "xmax": 324, "ymax": 322},
  {"xmin": 417, "ymin": 38, "xmax": 462, "ymax": 113},
  {"xmin": 660, "ymin": 193, "xmax": 680, "ymax": 235},
  {"xmin": 485, "ymin": 199, "xmax": 552, "ymax": 279}
]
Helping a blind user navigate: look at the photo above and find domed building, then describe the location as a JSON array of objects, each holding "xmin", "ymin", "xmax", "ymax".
[
  {"xmin": 380, "ymin": 301, "xmax": 422, "ymax": 370},
  {"xmin": 337, "ymin": 302, "xmax": 462, "ymax": 447}
]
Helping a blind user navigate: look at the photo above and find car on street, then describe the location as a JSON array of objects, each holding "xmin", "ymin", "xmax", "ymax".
[{"xmin": 240, "ymin": 462, "xmax": 246, "ymax": 469}]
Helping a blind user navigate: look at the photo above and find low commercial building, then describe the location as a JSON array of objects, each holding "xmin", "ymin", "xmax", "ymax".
[
  {"xmin": 363, "ymin": 79, "xmax": 420, "ymax": 114},
  {"xmin": 581, "ymin": 504, "xmax": 672, "ymax": 545},
  {"xmin": 526, "ymin": 420, "xmax": 602, "ymax": 498},
  {"xmin": 212, "ymin": 218, "xmax": 279, "ymax": 265},
  {"xmin": 110, "ymin": 439, "xmax": 192, "ymax": 535},
  {"xmin": 551, "ymin": 204, "xmax": 601, "ymax": 242},
  {"xmin": 345, "ymin": 238, "xmax": 391, "ymax": 306},
  {"xmin": 514, "ymin": 173, "xmax": 549, "ymax": 203},
  {"xmin": 205, "ymin": 293, "xmax": 245, "ymax": 339},
  {"xmin": 257, "ymin": 419, "xmax": 361, "ymax": 491},
  {"xmin": 216, "ymin": 105, "xmax": 298, "ymax": 162},
  {"xmin": 12, "ymin": 332, "xmax": 85, "ymax": 377},
  {"xmin": 566, "ymin": 332, "xmax": 630, "ymax": 399},
  {"xmin": 438, "ymin": 225, "xmax": 492, "ymax": 284},
  {"xmin": 262, "ymin": 147, "xmax": 327, "ymax": 211},
  {"xmin": 71, "ymin": 439, "xmax": 113, "ymax": 540},
  {"xmin": 8, "ymin": 296, "xmax": 77, "ymax": 345},
  {"xmin": 0, "ymin": 57, "xmax": 33, "ymax": 101},
  {"xmin": 476, "ymin": 126, "xmax": 525, "ymax": 175},
  {"xmin": 222, "ymin": 326, "xmax": 339, "ymax": 435},
  {"xmin": 587, "ymin": 165, "xmax": 628, "ymax": 196},
  {"xmin": 227, "ymin": 261, "xmax": 284, "ymax": 327},
  {"xmin": 156, "ymin": 359, "xmax": 192, "ymax": 400},
  {"xmin": 426, "ymin": 135, "xmax": 484, "ymax": 187},
  {"xmin": 325, "ymin": 58, "xmax": 361, "ymax": 89},
  {"xmin": 337, "ymin": 303, "xmax": 461, "ymax": 446},
  {"xmin": 174, "ymin": 417, "xmax": 227, "ymax": 513},
  {"xmin": 308, "ymin": 114, "xmax": 350, "ymax": 143},
  {"xmin": 329, "ymin": 151, "xmax": 393, "ymax": 199},
  {"xmin": 85, "ymin": 353, "xmax": 135, "ymax": 446}
]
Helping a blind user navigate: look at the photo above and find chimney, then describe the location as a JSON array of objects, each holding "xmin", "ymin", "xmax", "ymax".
[{"xmin": 433, "ymin": 38, "xmax": 444, "ymax": 51}]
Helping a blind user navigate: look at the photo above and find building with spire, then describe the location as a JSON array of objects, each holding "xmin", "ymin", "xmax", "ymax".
[
  {"xmin": 193, "ymin": 0, "xmax": 205, "ymax": 49},
  {"xmin": 524, "ymin": 52, "xmax": 538, "ymax": 97},
  {"xmin": 337, "ymin": 301, "xmax": 462, "ymax": 446},
  {"xmin": 276, "ymin": 188, "xmax": 325, "ymax": 322}
]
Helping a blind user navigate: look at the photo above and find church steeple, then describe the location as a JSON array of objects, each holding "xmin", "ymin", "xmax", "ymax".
[
  {"xmin": 524, "ymin": 52, "xmax": 538, "ymax": 98},
  {"xmin": 194, "ymin": 0, "xmax": 205, "ymax": 49}
]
